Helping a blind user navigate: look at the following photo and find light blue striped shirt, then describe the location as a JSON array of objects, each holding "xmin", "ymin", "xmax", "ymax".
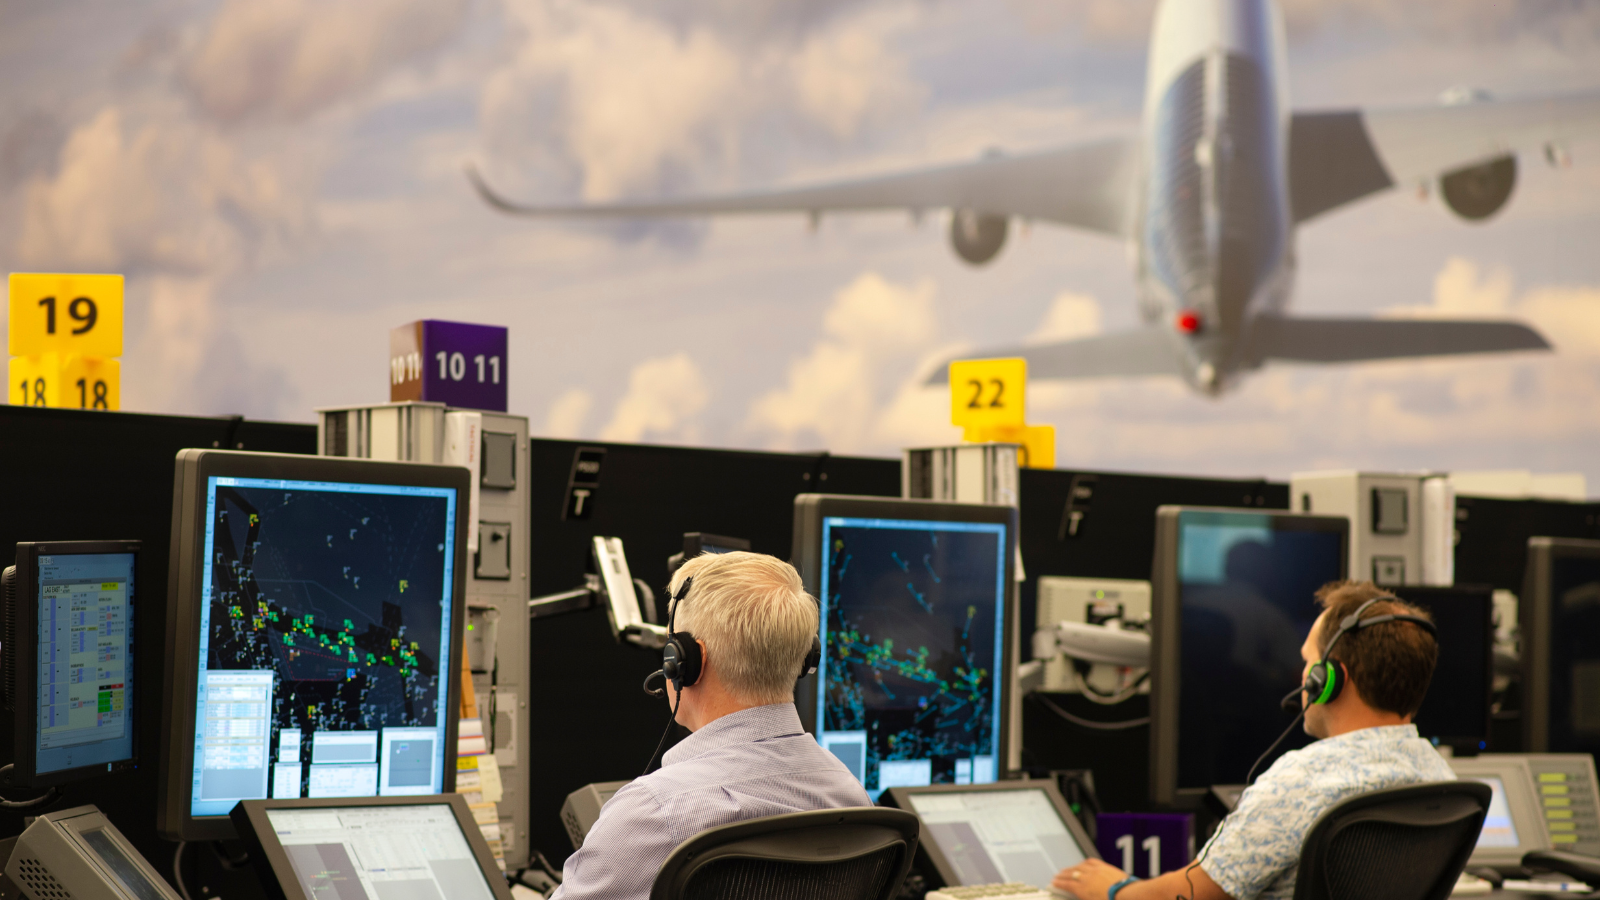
[
  {"xmin": 1200, "ymin": 724, "xmax": 1458, "ymax": 900},
  {"xmin": 552, "ymin": 703, "xmax": 871, "ymax": 900}
]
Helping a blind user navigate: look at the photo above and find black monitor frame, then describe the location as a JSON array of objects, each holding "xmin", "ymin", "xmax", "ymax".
[
  {"xmin": 158, "ymin": 449, "xmax": 471, "ymax": 842},
  {"xmin": 1382, "ymin": 584, "xmax": 1495, "ymax": 752},
  {"xmin": 879, "ymin": 779, "xmax": 1098, "ymax": 888},
  {"xmin": 1521, "ymin": 536, "xmax": 1600, "ymax": 753},
  {"xmin": 791, "ymin": 494, "xmax": 1018, "ymax": 779},
  {"xmin": 1149, "ymin": 505, "xmax": 1350, "ymax": 807},
  {"xmin": 4, "ymin": 540, "xmax": 142, "ymax": 788},
  {"xmin": 230, "ymin": 793, "xmax": 514, "ymax": 900}
]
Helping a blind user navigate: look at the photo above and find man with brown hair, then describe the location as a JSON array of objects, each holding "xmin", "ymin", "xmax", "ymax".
[{"xmin": 1054, "ymin": 581, "xmax": 1457, "ymax": 900}]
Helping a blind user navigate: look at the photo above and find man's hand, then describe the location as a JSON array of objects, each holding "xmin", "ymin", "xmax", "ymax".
[{"xmin": 1053, "ymin": 859, "xmax": 1132, "ymax": 900}]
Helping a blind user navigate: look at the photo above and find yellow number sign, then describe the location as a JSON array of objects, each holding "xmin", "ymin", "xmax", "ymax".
[
  {"xmin": 8, "ymin": 273, "xmax": 124, "ymax": 358},
  {"xmin": 9, "ymin": 355, "xmax": 120, "ymax": 410},
  {"xmin": 949, "ymin": 357, "xmax": 1026, "ymax": 430},
  {"xmin": 963, "ymin": 423, "xmax": 1056, "ymax": 469}
]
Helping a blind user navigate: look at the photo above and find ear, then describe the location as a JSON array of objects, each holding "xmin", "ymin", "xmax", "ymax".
[{"xmin": 692, "ymin": 638, "xmax": 710, "ymax": 682}]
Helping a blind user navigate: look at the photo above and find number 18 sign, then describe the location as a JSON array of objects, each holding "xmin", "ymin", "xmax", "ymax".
[{"xmin": 390, "ymin": 319, "xmax": 507, "ymax": 412}]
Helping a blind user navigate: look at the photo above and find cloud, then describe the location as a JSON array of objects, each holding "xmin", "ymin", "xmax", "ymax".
[
  {"xmin": 598, "ymin": 352, "xmax": 710, "ymax": 442},
  {"xmin": 478, "ymin": 0, "xmax": 923, "ymax": 204},
  {"xmin": 180, "ymin": 0, "xmax": 471, "ymax": 124},
  {"xmin": 747, "ymin": 271, "xmax": 959, "ymax": 451},
  {"xmin": 543, "ymin": 387, "xmax": 593, "ymax": 437}
]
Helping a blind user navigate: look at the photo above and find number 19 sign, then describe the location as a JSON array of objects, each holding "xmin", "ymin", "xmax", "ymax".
[{"xmin": 390, "ymin": 319, "xmax": 507, "ymax": 412}]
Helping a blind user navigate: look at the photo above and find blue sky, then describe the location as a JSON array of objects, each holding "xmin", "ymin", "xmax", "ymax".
[{"xmin": 3, "ymin": 0, "xmax": 1599, "ymax": 487}]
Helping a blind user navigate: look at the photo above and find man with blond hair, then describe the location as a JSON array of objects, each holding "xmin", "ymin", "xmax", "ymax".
[{"xmin": 551, "ymin": 551, "xmax": 870, "ymax": 900}]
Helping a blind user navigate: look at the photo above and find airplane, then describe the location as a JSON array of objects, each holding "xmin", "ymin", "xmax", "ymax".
[{"xmin": 470, "ymin": 0, "xmax": 1600, "ymax": 395}]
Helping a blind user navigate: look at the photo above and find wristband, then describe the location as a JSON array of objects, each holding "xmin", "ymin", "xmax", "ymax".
[{"xmin": 1107, "ymin": 875, "xmax": 1141, "ymax": 900}]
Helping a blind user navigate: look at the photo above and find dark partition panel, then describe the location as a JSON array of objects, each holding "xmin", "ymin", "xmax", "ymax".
[
  {"xmin": 1454, "ymin": 495, "xmax": 1600, "ymax": 592},
  {"xmin": 0, "ymin": 405, "xmax": 316, "ymax": 890}
]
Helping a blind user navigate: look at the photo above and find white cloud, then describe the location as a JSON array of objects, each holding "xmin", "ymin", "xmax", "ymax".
[
  {"xmin": 598, "ymin": 352, "xmax": 710, "ymax": 442},
  {"xmin": 542, "ymin": 387, "xmax": 593, "ymax": 437},
  {"xmin": 180, "ymin": 0, "xmax": 471, "ymax": 124},
  {"xmin": 747, "ymin": 271, "xmax": 960, "ymax": 451}
]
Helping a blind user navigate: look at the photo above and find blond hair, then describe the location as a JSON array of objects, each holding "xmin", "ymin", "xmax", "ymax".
[{"xmin": 667, "ymin": 551, "xmax": 818, "ymax": 705}]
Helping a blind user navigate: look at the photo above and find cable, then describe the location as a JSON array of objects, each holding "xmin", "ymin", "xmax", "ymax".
[
  {"xmin": 173, "ymin": 842, "xmax": 196, "ymax": 900},
  {"xmin": 1245, "ymin": 711, "xmax": 1306, "ymax": 787},
  {"xmin": 641, "ymin": 687, "xmax": 683, "ymax": 777},
  {"xmin": 1073, "ymin": 665, "xmax": 1150, "ymax": 706},
  {"xmin": 1032, "ymin": 692, "xmax": 1150, "ymax": 731},
  {"xmin": 530, "ymin": 850, "xmax": 564, "ymax": 885},
  {"xmin": 0, "ymin": 764, "xmax": 59, "ymax": 810}
]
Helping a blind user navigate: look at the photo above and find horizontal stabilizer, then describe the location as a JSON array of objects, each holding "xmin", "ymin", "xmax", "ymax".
[
  {"xmin": 1249, "ymin": 316, "xmax": 1550, "ymax": 363},
  {"xmin": 925, "ymin": 328, "xmax": 1184, "ymax": 384}
]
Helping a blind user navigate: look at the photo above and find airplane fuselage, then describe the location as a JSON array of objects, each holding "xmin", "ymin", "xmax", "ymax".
[{"xmin": 1134, "ymin": 0, "xmax": 1295, "ymax": 394}]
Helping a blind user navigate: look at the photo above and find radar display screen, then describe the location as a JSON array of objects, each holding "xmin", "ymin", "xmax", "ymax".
[
  {"xmin": 188, "ymin": 476, "xmax": 457, "ymax": 817},
  {"xmin": 815, "ymin": 517, "xmax": 1007, "ymax": 798}
]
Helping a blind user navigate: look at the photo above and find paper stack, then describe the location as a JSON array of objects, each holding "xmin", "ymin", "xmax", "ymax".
[{"xmin": 457, "ymin": 717, "xmax": 506, "ymax": 868}]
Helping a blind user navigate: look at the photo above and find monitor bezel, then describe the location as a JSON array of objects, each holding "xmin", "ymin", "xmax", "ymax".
[
  {"xmin": 8, "ymin": 540, "xmax": 142, "ymax": 788},
  {"xmin": 791, "ymin": 494, "xmax": 1019, "ymax": 781},
  {"xmin": 1521, "ymin": 537, "xmax": 1600, "ymax": 753},
  {"xmin": 1383, "ymin": 584, "xmax": 1496, "ymax": 750},
  {"xmin": 1450, "ymin": 755, "xmax": 1552, "ymax": 866},
  {"xmin": 158, "ymin": 449, "xmax": 471, "ymax": 842},
  {"xmin": 1149, "ymin": 505, "xmax": 1351, "ymax": 806},
  {"xmin": 229, "ymin": 793, "xmax": 514, "ymax": 900},
  {"xmin": 879, "ymin": 779, "xmax": 1099, "ymax": 888}
]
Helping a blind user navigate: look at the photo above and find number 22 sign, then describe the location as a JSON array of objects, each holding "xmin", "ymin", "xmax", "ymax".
[{"xmin": 949, "ymin": 357, "xmax": 1026, "ymax": 430}]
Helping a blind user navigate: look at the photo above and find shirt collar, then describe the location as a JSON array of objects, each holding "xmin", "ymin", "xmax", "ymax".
[
  {"xmin": 1320, "ymin": 723, "xmax": 1421, "ymax": 745},
  {"xmin": 663, "ymin": 703, "xmax": 806, "ymax": 766}
]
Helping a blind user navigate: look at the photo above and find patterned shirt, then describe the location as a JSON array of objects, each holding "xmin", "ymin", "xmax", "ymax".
[
  {"xmin": 551, "ymin": 703, "xmax": 871, "ymax": 900},
  {"xmin": 1199, "ymin": 724, "xmax": 1457, "ymax": 900}
]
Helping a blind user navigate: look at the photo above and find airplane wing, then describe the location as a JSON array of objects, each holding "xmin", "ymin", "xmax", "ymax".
[
  {"xmin": 1246, "ymin": 316, "xmax": 1551, "ymax": 364},
  {"xmin": 923, "ymin": 328, "xmax": 1185, "ymax": 385},
  {"xmin": 1288, "ymin": 89, "xmax": 1600, "ymax": 223},
  {"xmin": 469, "ymin": 137, "xmax": 1139, "ymax": 236}
]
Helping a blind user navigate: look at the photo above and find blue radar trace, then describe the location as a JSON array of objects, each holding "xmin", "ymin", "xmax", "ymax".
[
  {"xmin": 817, "ymin": 518, "xmax": 1007, "ymax": 798},
  {"xmin": 190, "ymin": 477, "xmax": 456, "ymax": 812}
]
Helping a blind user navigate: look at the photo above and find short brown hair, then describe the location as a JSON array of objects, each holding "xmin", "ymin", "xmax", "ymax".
[{"xmin": 1313, "ymin": 581, "xmax": 1438, "ymax": 717}]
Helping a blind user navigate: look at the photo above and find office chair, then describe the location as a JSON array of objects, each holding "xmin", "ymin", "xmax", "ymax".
[
  {"xmin": 649, "ymin": 807, "xmax": 920, "ymax": 900},
  {"xmin": 1293, "ymin": 780, "xmax": 1492, "ymax": 900}
]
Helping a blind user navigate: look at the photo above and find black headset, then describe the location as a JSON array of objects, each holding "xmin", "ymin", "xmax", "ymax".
[
  {"xmin": 648, "ymin": 575, "xmax": 823, "ymax": 695},
  {"xmin": 1283, "ymin": 595, "xmax": 1438, "ymax": 710}
]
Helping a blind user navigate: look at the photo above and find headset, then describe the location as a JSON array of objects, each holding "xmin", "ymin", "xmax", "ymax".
[{"xmin": 1279, "ymin": 595, "xmax": 1438, "ymax": 712}]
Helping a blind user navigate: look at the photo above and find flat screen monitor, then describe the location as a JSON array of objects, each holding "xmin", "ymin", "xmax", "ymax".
[
  {"xmin": 1450, "ymin": 755, "xmax": 1551, "ymax": 866},
  {"xmin": 1384, "ymin": 585, "xmax": 1494, "ymax": 751},
  {"xmin": 793, "ymin": 495, "xmax": 1016, "ymax": 800},
  {"xmin": 881, "ymin": 781, "xmax": 1096, "ymax": 890},
  {"xmin": 1521, "ymin": 537, "xmax": 1600, "ymax": 756},
  {"xmin": 158, "ymin": 450, "xmax": 471, "ymax": 841},
  {"xmin": 230, "ymin": 795, "xmax": 513, "ymax": 900},
  {"xmin": 2, "ymin": 541, "xmax": 140, "ymax": 787},
  {"xmin": 1150, "ymin": 506, "xmax": 1349, "ymax": 805}
]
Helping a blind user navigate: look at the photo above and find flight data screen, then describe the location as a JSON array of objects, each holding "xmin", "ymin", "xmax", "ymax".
[
  {"xmin": 35, "ymin": 552, "xmax": 136, "ymax": 774},
  {"xmin": 265, "ymin": 804, "xmax": 494, "ymax": 900},
  {"xmin": 189, "ymin": 477, "xmax": 457, "ymax": 817},
  {"xmin": 1469, "ymin": 776, "xmax": 1521, "ymax": 848},
  {"xmin": 815, "ymin": 517, "xmax": 1007, "ymax": 798},
  {"xmin": 907, "ymin": 789, "xmax": 1087, "ymax": 889}
]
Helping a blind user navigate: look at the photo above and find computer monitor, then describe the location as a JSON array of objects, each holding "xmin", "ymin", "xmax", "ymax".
[
  {"xmin": 230, "ymin": 795, "xmax": 513, "ymax": 900},
  {"xmin": 1450, "ymin": 755, "xmax": 1551, "ymax": 867},
  {"xmin": 158, "ymin": 450, "xmax": 471, "ymax": 841},
  {"xmin": 1150, "ymin": 506, "xmax": 1349, "ymax": 805},
  {"xmin": 2, "ymin": 541, "xmax": 140, "ymax": 787},
  {"xmin": 792, "ymin": 495, "xmax": 1017, "ymax": 799},
  {"xmin": 1521, "ymin": 537, "xmax": 1600, "ymax": 755},
  {"xmin": 880, "ymin": 781, "xmax": 1096, "ymax": 890},
  {"xmin": 1384, "ymin": 585, "xmax": 1494, "ymax": 752}
]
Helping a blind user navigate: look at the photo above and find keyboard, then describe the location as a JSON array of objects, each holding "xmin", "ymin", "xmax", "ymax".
[{"xmin": 927, "ymin": 884, "xmax": 1063, "ymax": 900}]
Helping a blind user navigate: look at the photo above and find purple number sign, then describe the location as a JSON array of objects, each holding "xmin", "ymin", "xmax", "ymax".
[
  {"xmin": 390, "ymin": 320, "xmax": 508, "ymax": 412},
  {"xmin": 1095, "ymin": 812, "xmax": 1195, "ymax": 878}
]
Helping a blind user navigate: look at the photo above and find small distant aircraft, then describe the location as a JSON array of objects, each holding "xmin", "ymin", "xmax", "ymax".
[{"xmin": 471, "ymin": 0, "xmax": 1600, "ymax": 395}]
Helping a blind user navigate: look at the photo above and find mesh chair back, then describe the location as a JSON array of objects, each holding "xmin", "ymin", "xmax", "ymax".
[
  {"xmin": 1293, "ymin": 781, "xmax": 1491, "ymax": 900},
  {"xmin": 650, "ymin": 807, "xmax": 920, "ymax": 900}
]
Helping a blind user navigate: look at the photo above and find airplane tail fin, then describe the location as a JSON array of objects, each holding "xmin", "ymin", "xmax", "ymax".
[
  {"xmin": 924, "ymin": 327, "xmax": 1184, "ymax": 384},
  {"xmin": 1248, "ymin": 316, "xmax": 1551, "ymax": 363}
]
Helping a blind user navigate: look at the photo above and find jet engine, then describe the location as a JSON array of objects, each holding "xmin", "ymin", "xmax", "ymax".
[
  {"xmin": 1440, "ymin": 155, "xmax": 1516, "ymax": 221},
  {"xmin": 950, "ymin": 209, "xmax": 1008, "ymax": 265}
]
